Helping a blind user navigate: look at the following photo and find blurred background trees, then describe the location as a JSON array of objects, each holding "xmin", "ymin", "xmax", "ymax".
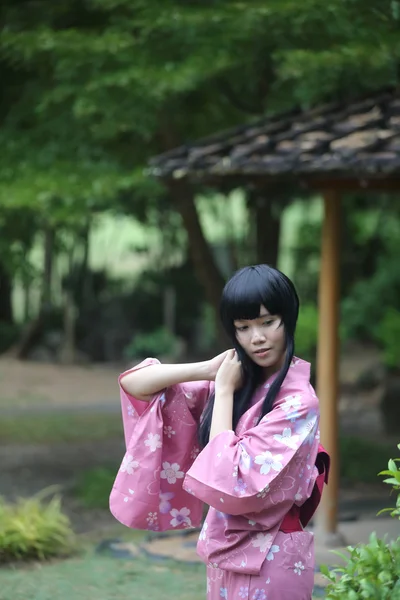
[{"xmin": 0, "ymin": 0, "xmax": 399, "ymax": 397}]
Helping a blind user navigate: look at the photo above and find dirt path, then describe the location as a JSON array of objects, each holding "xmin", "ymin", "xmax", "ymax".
[{"xmin": 0, "ymin": 358, "xmax": 122, "ymax": 410}]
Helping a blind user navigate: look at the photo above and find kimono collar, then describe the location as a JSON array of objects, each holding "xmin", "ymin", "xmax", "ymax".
[{"xmin": 263, "ymin": 356, "xmax": 311, "ymax": 390}]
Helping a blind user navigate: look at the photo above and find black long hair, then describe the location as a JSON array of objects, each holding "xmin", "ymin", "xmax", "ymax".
[{"xmin": 198, "ymin": 264, "xmax": 299, "ymax": 448}]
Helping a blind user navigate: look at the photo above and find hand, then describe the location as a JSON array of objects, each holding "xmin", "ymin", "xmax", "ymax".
[
  {"xmin": 207, "ymin": 349, "xmax": 231, "ymax": 380},
  {"xmin": 215, "ymin": 349, "xmax": 243, "ymax": 392}
]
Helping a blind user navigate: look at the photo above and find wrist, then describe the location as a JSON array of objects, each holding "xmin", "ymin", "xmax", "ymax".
[
  {"xmin": 215, "ymin": 382, "xmax": 235, "ymax": 397},
  {"xmin": 197, "ymin": 360, "xmax": 215, "ymax": 381}
]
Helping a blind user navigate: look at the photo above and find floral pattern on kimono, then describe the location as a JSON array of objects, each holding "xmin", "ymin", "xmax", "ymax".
[
  {"xmin": 110, "ymin": 356, "xmax": 328, "ymax": 588},
  {"xmin": 109, "ymin": 358, "xmax": 211, "ymax": 531}
]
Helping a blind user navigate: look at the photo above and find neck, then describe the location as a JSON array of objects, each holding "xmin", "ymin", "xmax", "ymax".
[{"xmin": 262, "ymin": 353, "xmax": 286, "ymax": 381}]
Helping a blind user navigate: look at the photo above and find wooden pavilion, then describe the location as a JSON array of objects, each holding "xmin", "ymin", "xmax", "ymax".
[{"xmin": 150, "ymin": 88, "xmax": 400, "ymax": 543}]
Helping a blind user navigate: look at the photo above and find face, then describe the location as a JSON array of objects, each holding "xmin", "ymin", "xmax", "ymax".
[{"xmin": 233, "ymin": 305, "xmax": 286, "ymax": 376}]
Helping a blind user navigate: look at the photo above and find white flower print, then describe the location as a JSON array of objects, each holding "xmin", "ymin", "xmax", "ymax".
[
  {"xmin": 159, "ymin": 392, "xmax": 166, "ymax": 405},
  {"xmin": 294, "ymin": 488, "xmax": 303, "ymax": 502},
  {"xmin": 232, "ymin": 465, "xmax": 238, "ymax": 478},
  {"xmin": 239, "ymin": 587, "xmax": 249, "ymax": 598},
  {"xmin": 163, "ymin": 425, "xmax": 175, "ymax": 438},
  {"xmin": 161, "ymin": 461, "xmax": 184, "ymax": 484},
  {"xmin": 273, "ymin": 427, "xmax": 299, "ymax": 449},
  {"xmin": 281, "ymin": 394, "xmax": 302, "ymax": 414},
  {"xmin": 170, "ymin": 507, "xmax": 191, "ymax": 527},
  {"xmin": 253, "ymin": 590, "xmax": 266, "ymax": 600},
  {"xmin": 207, "ymin": 578, "xmax": 211, "ymax": 593},
  {"xmin": 257, "ymin": 484, "xmax": 270, "ymax": 499},
  {"xmin": 295, "ymin": 409, "xmax": 318, "ymax": 439},
  {"xmin": 254, "ymin": 451, "xmax": 283, "ymax": 475},
  {"xmin": 144, "ymin": 433, "xmax": 162, "ymax": 452},
  {"xmin": 252, "ymin": 532, "xmax": 273, "ymax": 553},
  {"xmin": 220, "ymin": 587, "xmax": 228, "ymax": 599},
  {"xmin": 190, "ymin": 446, "xmax": 200, "ymax": 460},
  {"xmin": 127, "ymin": 403, "xmax": 135, "ymax": 417},
  {"xmin": 199, "ymin": 521, "xmax": 208, "ymax": 541},
  {"xmin": 146, "ymin": 511, "xmax": 158, "ymax": 525},
  {"xmin": 248, "ymin": 519, "xmax": 256, "ymax": 526},
  {"xmin": 267, "ymin": 544, "xmax": 280, "ymax": 561},
  {"xmin": 159, "ymin": 491, "xmax": 175, "ymax": 514},
  {"xmin": 294, "ymin": 561, "xmax": 305, "ymax": 575},
  {"xmin": 120, "ymin": 453, "xmax": 139, "ymax": 475}
]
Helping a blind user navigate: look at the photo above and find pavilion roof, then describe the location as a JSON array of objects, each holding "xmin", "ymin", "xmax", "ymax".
[{"xmin": 150, "ymin": 88, "xmax": 400, "ymax": 183}]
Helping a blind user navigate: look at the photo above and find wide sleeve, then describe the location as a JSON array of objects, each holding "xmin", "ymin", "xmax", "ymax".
[
  {"xmin": 183, "ymin": 393, "xmax": 320, "ymax": 522},
  {"xmin": 110, "ymin": 358, "xmax": 211, "ymax": 532}
]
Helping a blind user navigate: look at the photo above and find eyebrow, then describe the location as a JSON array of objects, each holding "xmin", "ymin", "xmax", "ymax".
[{"xmin": 234, "ymin": 312, "xmax": 272, "ymax": 323}]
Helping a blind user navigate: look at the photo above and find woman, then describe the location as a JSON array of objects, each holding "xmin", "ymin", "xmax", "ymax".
[{"xmin": 110, "ymin": 264, "xmax": 329, "ymax": 600}]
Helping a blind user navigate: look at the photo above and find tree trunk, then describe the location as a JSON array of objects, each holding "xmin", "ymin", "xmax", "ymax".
[
  {"xmin": 254, "ymin": 196, "xmax": 281, "ymax": 267},
  {"xmin": 0, "ymin": 261, "xmax": 13, "ymax": 324},
  {"xmin": 169, "ymin": 180, "xmax": 226, "ymax": 312},
  {"xmin": 41, "ymin": 225, "xmax": 55, "ymax": 311},
  {"xmin": 11, "ymin": 225, "xmax": 55, "ymax": 359},
  {"xmin": 168, "ymin": 180, "xmax": 228, "ymax": 345}
]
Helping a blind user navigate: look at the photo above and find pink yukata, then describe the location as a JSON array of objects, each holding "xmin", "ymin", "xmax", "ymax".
[{"xmin": 110, "ymin": 357, "xmax": 330, "ymax": 600}]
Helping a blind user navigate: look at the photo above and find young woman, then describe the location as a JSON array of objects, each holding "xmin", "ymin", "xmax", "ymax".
[{"xmin": 110, "ymin": 264, "xmax": 329, "ymax": 600}]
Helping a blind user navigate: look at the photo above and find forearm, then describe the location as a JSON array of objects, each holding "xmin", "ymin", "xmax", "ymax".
[
  {"xmin": 120, "ymin": 361, "xmax": 212, "ymax": 401},
  {"xmin": 209, "ymin": 386, "xmax": 234, "ymax": 441}
]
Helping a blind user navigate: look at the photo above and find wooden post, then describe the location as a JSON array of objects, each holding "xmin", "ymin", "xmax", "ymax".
[{"xmin": 315, "ymin": 190, "xmax": 344, "ymax": 544}]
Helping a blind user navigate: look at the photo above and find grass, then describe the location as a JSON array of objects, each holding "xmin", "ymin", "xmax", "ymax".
[
  {"xmin": 0, "ymin": 412, "xmax": 123, "ymax": 445},
  {"xmin": 0, "ymin": 551, "xmax": 207, "ymax": 600}
]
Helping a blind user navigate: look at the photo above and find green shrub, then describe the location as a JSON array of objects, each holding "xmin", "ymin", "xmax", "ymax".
[
  {"xmin": 0, "ymin": 490, "xmax": 76, "ymax": 562},
  {"xmin": 124, "ymin": 327, "xmax": 179, "ymax": 360},
  {"xmin": 322, "ymin": 443, "xmax": 400, "ymax": 599},
  {"xmin": 377, "ymin": 443, "xmax": 400, "ymax": 520},
  {"xmin": 375, "ymin": 308, "xmax": 400, "ymax": 370},
  {"xmin": 295, "ymin": 304, "xmax": 318, "ymax": 361}
]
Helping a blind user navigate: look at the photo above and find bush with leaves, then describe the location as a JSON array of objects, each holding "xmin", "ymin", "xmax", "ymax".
[
  {"xmin": 124, "ymin": 327, "xmax": 179, "ymax": 360},
  {"xmin": 0, "ymin": 490, "xmax": 76, "ymax": 562},
  {"xmin": 322, "ymin": 443, "xmax": 400, "ymax": 599}
]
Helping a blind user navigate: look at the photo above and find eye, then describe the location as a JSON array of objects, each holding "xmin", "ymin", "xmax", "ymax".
[
  {"xmin": 235, "ymin": 325, "xmax": 248, "ymax": 332},
  {"xmin": 263, "ymin": 320, "xmax": 274, "ymax": 326}
]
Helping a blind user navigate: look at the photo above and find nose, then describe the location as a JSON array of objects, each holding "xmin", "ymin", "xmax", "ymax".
[{"xmin": 251, "ymin": 326, "xmax": 266, "ymax": 345}]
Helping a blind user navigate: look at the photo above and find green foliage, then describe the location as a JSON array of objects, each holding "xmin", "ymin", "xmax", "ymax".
[
  {"xmin": 321, "ymin": 533, "xmax": 400, "ymax": 599},
  {"xmin": 322, "ymin": 443, "xmax": 400, "ymax": 598},
  {"xmin": 124, "ymin": 327, "xmax": 179, "ymax": 360},
  {"xmin": 0, "ymin": 491, "xmax": 76, "ymax": 562},
  {"xmin": 74, "ymin": 467, "xmax": 115, "ymax": 509},
  {"xmin": 295, "ymin": 304, "xmax": 318, "ymax": 361},
  {"xmin": 378, "ymin": 443, "xmax": 400, "ymax": 519},
  {"xmin": 375, "ymin": 309, "xmax": 400, "ymax": 370}
]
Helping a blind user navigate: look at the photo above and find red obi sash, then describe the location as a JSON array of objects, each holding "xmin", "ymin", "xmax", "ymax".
[{"xmin": 279, "ymin": 444, "xmax": 330, "ymax": 533}]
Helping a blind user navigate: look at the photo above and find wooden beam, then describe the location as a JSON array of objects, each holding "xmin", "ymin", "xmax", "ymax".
[{"xmin": 315, "ymin": 190, "xmax": 344, "ymax": 545}]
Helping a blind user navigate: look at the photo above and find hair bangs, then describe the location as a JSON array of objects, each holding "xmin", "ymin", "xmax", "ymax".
[{"xmin": 220, "ymin": 265, "xmax": 282, "ymax": 328}]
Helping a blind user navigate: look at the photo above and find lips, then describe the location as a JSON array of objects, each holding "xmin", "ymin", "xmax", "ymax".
[{"xmin": 254, "ymin": 348, "xmax": 271, "ymax": 356}]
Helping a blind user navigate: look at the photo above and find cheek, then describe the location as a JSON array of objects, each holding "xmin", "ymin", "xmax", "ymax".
[{"xmin": 271, "ymin": 328, "xmax": 286, "ymax": 348}]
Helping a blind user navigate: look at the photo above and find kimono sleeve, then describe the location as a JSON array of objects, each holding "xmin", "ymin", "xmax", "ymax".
[
  {"xmin": 183, "ymin": 393, "xmax": 320, "ymax": 520},
  {"xmin": 110, "ymin": 358, "xmax": 211, "ymax": 532}
]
